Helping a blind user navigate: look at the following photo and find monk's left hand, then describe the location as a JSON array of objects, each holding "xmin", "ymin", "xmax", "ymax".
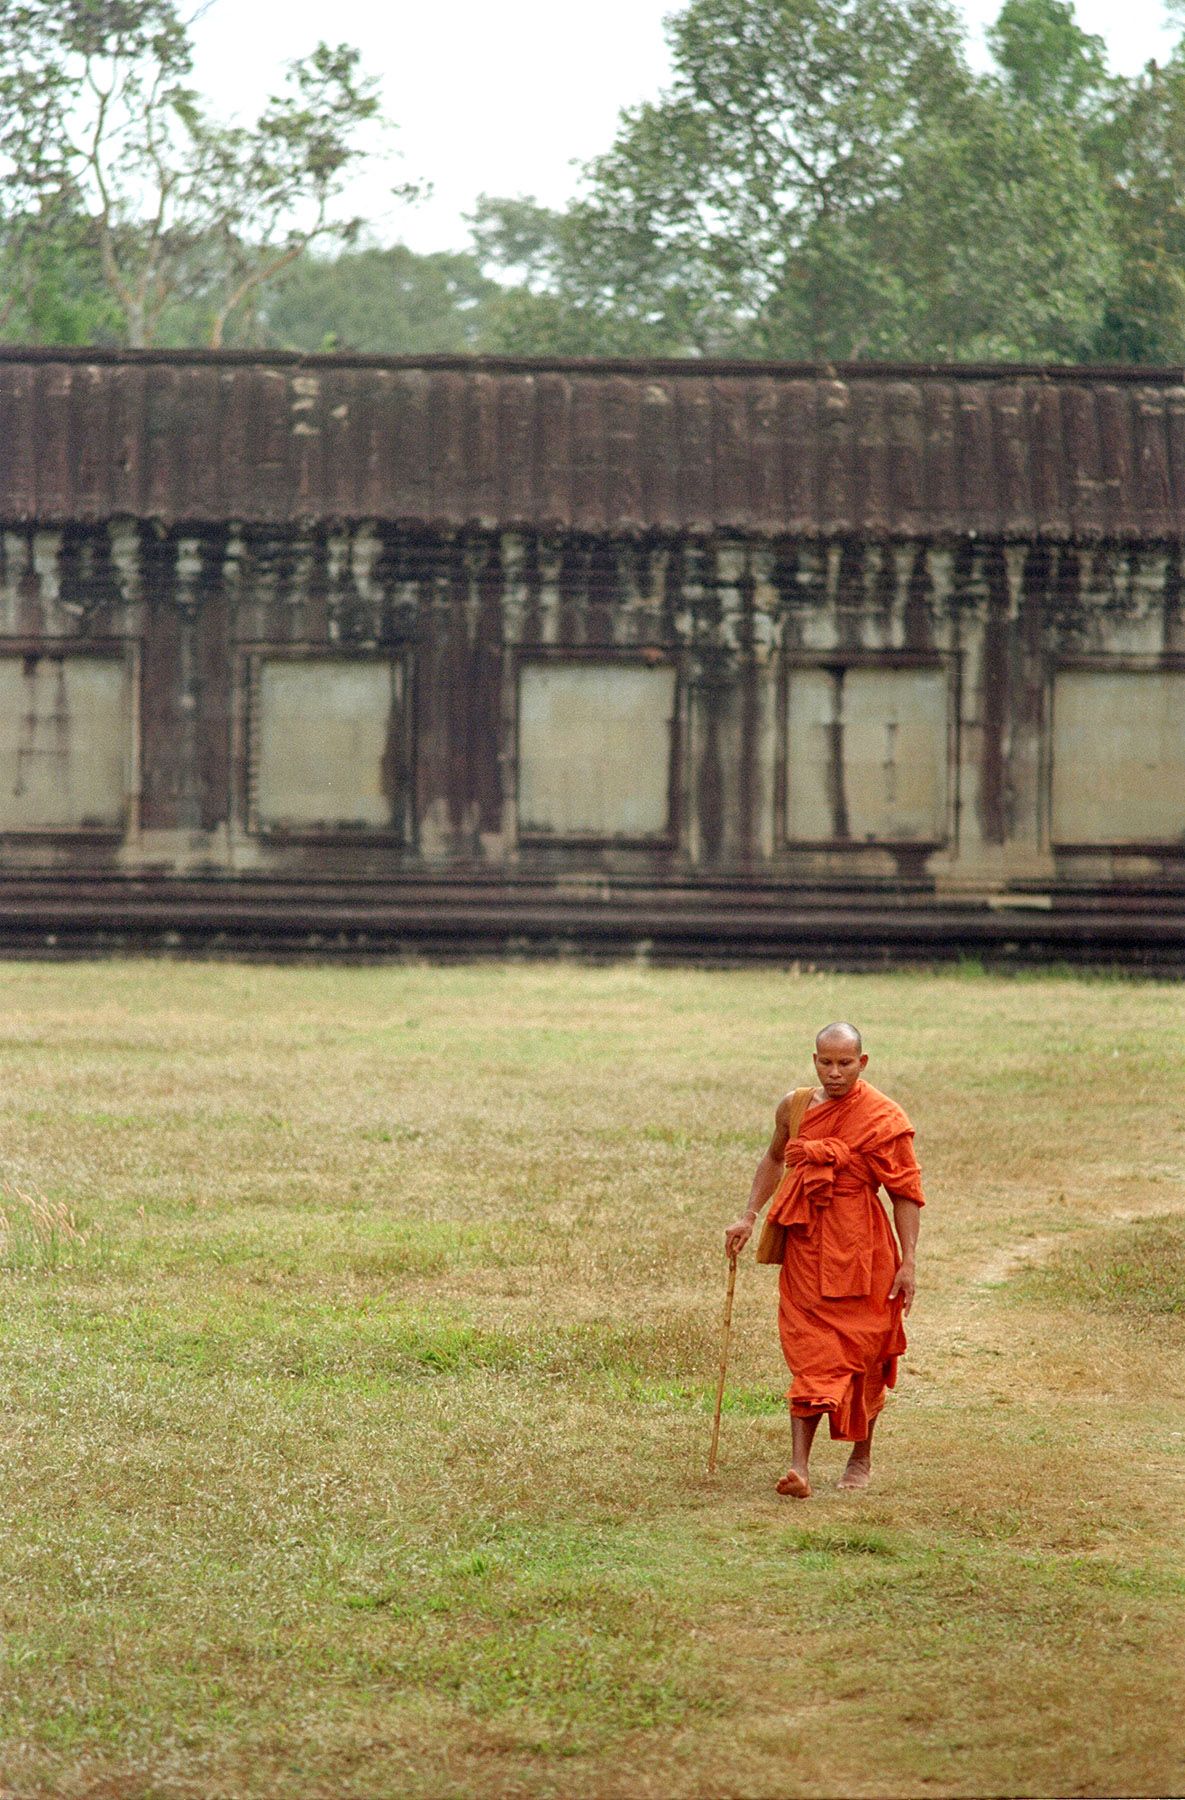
[{"xmin": 888, "ymin": 1261, "xmax": 917, "ymax": 1316}]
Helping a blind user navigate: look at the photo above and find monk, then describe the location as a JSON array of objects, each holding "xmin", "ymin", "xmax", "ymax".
[{"xmin": 724, "ymin": 1023, "xmax": 924, "ymax": 1497}]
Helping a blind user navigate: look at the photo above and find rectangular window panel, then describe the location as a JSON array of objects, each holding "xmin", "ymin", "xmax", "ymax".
[
  {"xmin": 1052, "ymin": 670, "xmax": 1185, "ymax": 845},
  {"xmin": 518, "ymin": 661, "xmax": 677, "ymax": 838},
  {"xmin": 787, "ymin": 665, "xmax": 948, "ymax": 843},
  {"xmin": 253, "ymin": 657, "xmax": 404, "ymax": 833},
  {"xmin": 0, "ymin": 653, "xmax": 128, "ymax": 831}
]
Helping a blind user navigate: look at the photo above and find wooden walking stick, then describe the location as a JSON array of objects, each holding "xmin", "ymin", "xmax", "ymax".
[{"xmin": 707, "ymin": 1249, "xmax": 738, "ymax": 1476}]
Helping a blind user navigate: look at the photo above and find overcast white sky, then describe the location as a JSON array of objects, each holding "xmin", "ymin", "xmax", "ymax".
[{"xmin": 187, "ymin": 1, "xmax": 1180, "ymax": 256}]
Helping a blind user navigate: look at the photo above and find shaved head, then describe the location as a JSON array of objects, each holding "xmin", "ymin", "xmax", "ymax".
[{"xmin": 813, "ymin": 1022, "xmax": 867, "ymax": 1101}]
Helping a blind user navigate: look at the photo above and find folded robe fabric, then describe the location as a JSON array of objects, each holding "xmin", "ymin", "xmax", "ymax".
[{"xmin": 766, "ymin": 1079, "xmax": 925, "ymax": 1442}]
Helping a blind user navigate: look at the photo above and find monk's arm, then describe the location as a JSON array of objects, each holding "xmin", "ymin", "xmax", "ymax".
[
  {"xmin": 888, "ymin": 1198, "xmax": 921, "ymax": 1314},
  {"xmin": 724, "ymin": 1102, "xmax": 792, "ymax": 1257}
]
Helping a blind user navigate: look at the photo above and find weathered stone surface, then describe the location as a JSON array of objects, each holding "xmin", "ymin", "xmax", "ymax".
[{"xmin": 0, "ymin": 349, "xmax": 1182, "ymax": 958}]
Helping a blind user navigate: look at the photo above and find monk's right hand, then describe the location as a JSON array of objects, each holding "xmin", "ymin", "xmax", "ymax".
[{"xmin": 724, "ymin": 1217, "xmax": 754, "ymax": 1258}]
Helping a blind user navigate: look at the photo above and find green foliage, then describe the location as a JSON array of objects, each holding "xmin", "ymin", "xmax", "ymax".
[
  {"xmin": 0, "ymin": 0, "xmax": 399, "ymax": 347},
  {"xmin": 467, "ymin": 0, "xmax": 1179, "ymax": 365},
  {"xmin": 1087, "ymin": 55, "xmax": 1185, "ymax": 363},
  {"xmin": 254, "ymin": 244, "xmax": 496, "ymax": 355},
  {"xmin": 6, "ymin": 0, "xmax": 1185, "ymax": 363},
  {"xmin": 987, "ymin": 0, "xmax": 1111, "ymax": 116},
  {"xmin": 841, "ymin": 91, "xmax": 1115, "ymax": 360},
  {"xmin": 1024, "ymin": 1217, "xmax": 1185, "ymax": 1316},
  {"xmin": 466, "ymin": 193, "xmax": 677, "ymax": 355},
  {"xmin": 0, "ymin": 209, "xmax": 122, "ymax": 344}
]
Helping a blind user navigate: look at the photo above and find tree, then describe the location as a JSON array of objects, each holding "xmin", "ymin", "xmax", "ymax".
[
  {"xmin": 1087, "ymin": 52, "xmax": 1185, "ymax": 362},
  {"xmin": 0, "ymin": 209, "xmax": 123, "ymax": 344},
  {"xmin": 987, "ymin": 0, "xmax": 1111, "ymax": 117},
  {"xmin": 0, "ymin": 1, "xmax": 404, "ymax": 348},
  {"xmin": 469, "ymin": 196, "xmax": 692, "ymax": 355},
  {"xmin": 474, "ymin": 0, "xmax": 972, "ymax": 356},
  {"xmin": 846, "ymin": 94, "xmax": 1114, "ymax": 360},
  {"xmin": 470, "ymin": 0, "xmax": 1118, "ymax": 362},
  {"xmin": 253, "ymin": 243, "xmax": 498, "ymax": 355}
]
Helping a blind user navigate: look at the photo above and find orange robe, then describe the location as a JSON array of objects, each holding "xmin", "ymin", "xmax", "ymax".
[{"xmin": 766, "ymin": 1079, "xmax": 925, "ymax": 1442}]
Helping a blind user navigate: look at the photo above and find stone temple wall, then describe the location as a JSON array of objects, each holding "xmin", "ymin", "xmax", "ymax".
[{"xmin": 0, "ymin": 349, "xmax": 1181, "ymax": 961}]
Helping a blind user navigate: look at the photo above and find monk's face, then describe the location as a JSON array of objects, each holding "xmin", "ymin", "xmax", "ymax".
[{"xmin": 813, "ymin": 1036, "xmax": 868, "ymax": 1099}]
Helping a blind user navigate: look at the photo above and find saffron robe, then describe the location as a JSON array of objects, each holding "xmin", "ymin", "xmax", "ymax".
[{"xmin": 766, "ymin": 1079, "xmax": 925, "ymax": 1442}]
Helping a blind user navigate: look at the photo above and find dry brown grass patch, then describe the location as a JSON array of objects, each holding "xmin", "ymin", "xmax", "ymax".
[{"xmin": 0, "ymin": 960, "xmax": 1182, "ymax": 1797}]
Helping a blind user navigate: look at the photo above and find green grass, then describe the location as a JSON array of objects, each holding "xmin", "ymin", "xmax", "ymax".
[
  {"xmin": 1022, "ymin": 1215, "xmax": 1185, "ymax": 1316},
  {"xmin": 0, "ymin": 959, "xmax": 1183, "ymax": 1797}
]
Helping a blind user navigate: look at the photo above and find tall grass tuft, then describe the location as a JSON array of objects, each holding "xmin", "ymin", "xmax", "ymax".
[{"xmin": 0, "ymin": 1181, "xmax": 93, "ymax": 1271}]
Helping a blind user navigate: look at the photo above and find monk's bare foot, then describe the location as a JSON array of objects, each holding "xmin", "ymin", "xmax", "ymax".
[
  {"xmin": 837, "ymin": 1455, "xmax": 871, "ymax": 1491},
  {"xmin": 776, "ymin": 1469, "xmax": 812, "ymax": 1499}
]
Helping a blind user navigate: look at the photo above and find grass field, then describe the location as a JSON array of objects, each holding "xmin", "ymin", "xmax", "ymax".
[{"xmin": 0, "ymin": 959, "xmax": 1182, "ymax": 1799}]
